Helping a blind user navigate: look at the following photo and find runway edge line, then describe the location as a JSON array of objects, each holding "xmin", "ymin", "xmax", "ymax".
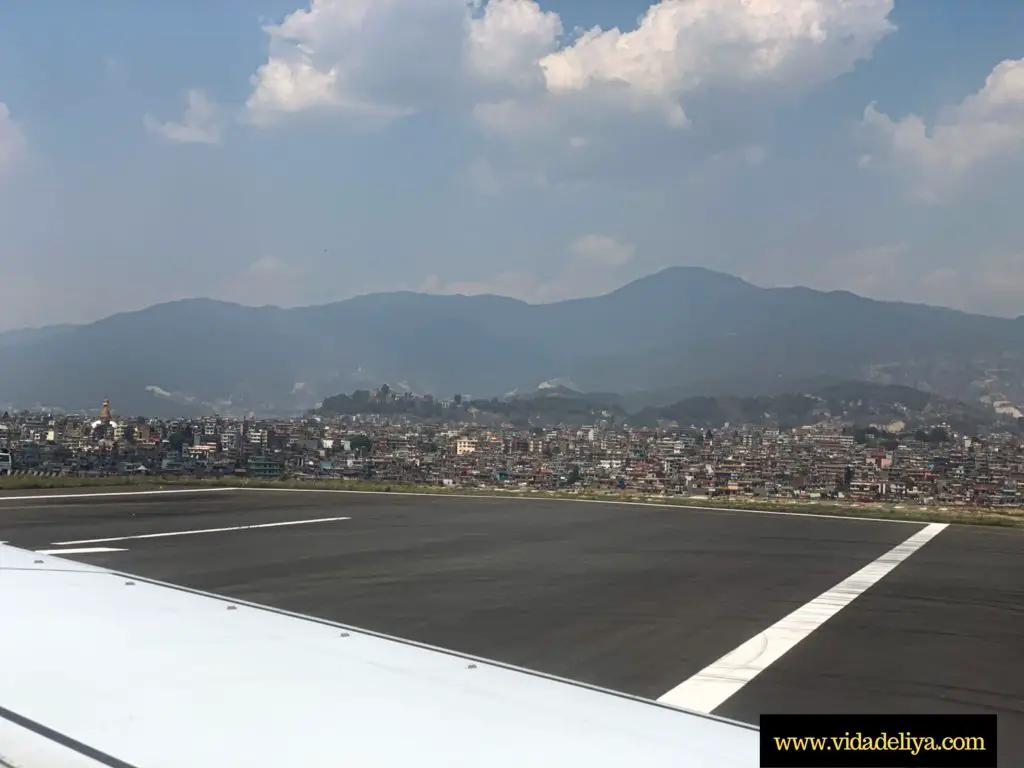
[{"xmin": 0, "ymin": 488, "xmax": 241, "ymax": 502}]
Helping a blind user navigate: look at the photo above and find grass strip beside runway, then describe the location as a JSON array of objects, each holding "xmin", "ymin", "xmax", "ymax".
[{"xmin": 1, "ymin": 473, "xmax": 1022, "ymax": 528}]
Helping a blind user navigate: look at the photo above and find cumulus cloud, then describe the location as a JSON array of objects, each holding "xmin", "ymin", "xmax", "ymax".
[
  {"xmin": 465, "ymin": 0, "xmax": 562, "ymax": 90},
  {"xmin": 470, "ymin": 0, "xmax": 896, "ymax": 136},
  {"xmin": 245, "ymin": 0, "xmax": 469, "ymax": 124},
  {"xmin": 0, "ymin": 103, "xmax": 27, "ymax": 174},
  {"xmin": 246, "ymin": 0, "xmax": 895, "ymax": 135},
  {"xmin": 862, "ymin": 58, "xmax": 1024, "ymax": 201},
  {"xmin": 144, "ymin": 89, "xmax": 223, "ymax": 144},
  {"xmin": 546, "ymin": 1, "xmax": 893, "ymax": 92}
]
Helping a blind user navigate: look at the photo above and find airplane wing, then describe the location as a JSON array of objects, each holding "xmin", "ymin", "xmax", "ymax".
[{"xmin": 0, "ymin": 544, "xmax": 759, "ymax": 767}]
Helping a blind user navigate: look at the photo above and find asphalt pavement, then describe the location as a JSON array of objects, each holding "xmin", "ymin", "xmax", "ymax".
[{"xmin": 2, "ymin": 488, "xmax": 1022, "ymax": 763}]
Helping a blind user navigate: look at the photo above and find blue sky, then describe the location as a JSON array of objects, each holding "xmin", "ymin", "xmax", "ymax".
[{"xmin": 2, "ymin": 0, "xmax": 1024, "ymax": 331}]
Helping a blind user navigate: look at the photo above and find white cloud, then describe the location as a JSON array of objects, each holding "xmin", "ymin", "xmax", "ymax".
[
  {"xmin": 568, "ymin": 234, "xmax": 634, "ymax": 267},
  {"xmin": 144, "ymin": 89, "xmax": 223, "ymax": 145},
  {"xmin": 862, "ymin": 58, "xmax": 1024, "ymax": 201},
  {"xmin": 245, "ymin": 0, "xmax": 469, "ymax": 124},
  {"xmin": 465, "ymin": 0, "xmax": 562, "ymax": 90},
  {"xmin": 246, "ymin": 0, "xmax": 894, "ymax": 136},
  {"xmin": 0, "ymin": 103, "xmax": 27, "ymax": 174},
  {"xmin": 543, "ymin": 0, "xmax": 893, "ymax": 93},
  {"xmin": 472, "ymin": 0, "xmax": 895, "ymax": 136}
]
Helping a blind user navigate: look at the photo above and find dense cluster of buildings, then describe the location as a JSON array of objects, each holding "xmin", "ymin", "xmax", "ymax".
[{"xmin": 2, "ymin": 398, "xmax": 1024, "ymax": 507}]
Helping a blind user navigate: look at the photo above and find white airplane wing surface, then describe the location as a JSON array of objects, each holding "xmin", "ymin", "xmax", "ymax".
[{"xmin": 0, "ymin": 544, "xmax": 759, "ymax": 767}]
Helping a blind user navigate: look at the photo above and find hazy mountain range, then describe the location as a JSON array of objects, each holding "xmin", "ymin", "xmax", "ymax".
[{"xmin": 3, "ymin": 266, "xmax": 1024, "ymax": 418}]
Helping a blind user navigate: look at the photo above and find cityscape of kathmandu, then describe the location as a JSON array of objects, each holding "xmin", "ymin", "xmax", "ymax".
[
  {"xmin": 4, "ymin": 267, "xmax": 1024, "ymax": 523},
  {"xmin": 4, "ymin": 357, "xmax": 1024, "ymax": 522},
  {"xmin": 0, "ymin": 387, "xmax": 1018, "ymax": 503}
]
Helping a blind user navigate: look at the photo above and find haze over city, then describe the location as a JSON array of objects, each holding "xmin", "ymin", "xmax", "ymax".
[{"xmin": 2, "ymin": 0, "xmax": 1024, "ymax": 333}]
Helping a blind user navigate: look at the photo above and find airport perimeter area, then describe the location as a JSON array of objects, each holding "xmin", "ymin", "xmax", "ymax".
[{"xmin": 2, "ymin": 487, "xmax": 1022, "ymax": 763}]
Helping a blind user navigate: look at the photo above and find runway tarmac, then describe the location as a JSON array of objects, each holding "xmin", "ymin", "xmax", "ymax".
[{"xmin": 2, "ymin": 488, "xmax": 1022, "ymax": 762}]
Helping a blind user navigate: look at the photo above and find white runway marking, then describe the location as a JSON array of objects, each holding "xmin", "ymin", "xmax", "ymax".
[
  {"xmin": 51, "ymin": 516, "xmax": 352, "ymax": 546},
  {"xmin": 35, "ymin": 547, "xmax": 127, "ymax": 555},
  {"xmin": 0, "ymin": 488, "xmax": 239, "ymax": 502},
  {"xmin": 657, "ymin": 522, "xmax": 948, "ymax": 714}
]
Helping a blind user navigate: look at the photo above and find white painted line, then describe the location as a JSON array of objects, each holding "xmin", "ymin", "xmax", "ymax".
[
  {"xmin": 244, "ymin": 486, "xmax": 922, "ymax": 525},
  {"xmin": 657, "ymin": 521, "xmax": 948, "ymax": 714},
  {"xmin": 52, "ymin": 516, "xmax": 352, "ymax": 546},
  {"xmin": 0, "ymin": 487, "xmax": 240, "ymax": 502},
  {"xmin": 35, "ymin": 547, "xmax": 128, "ymax": 555}
]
